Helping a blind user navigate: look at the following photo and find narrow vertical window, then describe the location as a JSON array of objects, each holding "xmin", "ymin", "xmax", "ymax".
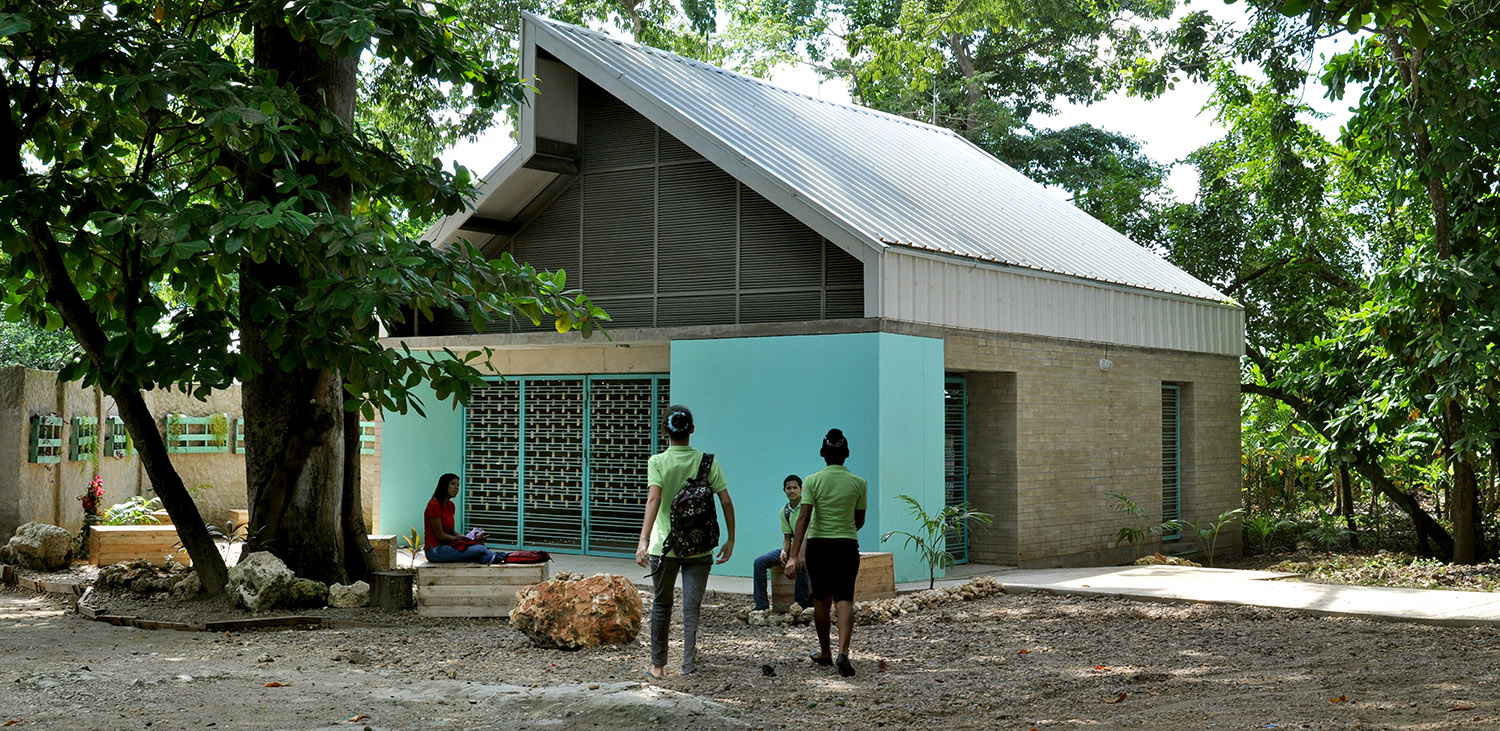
[
  {"xmin": 1161, "ymin": 385, "xmax": 1181, "ymax": 539},
  {"xmin": 944, "ymin": 377, "xmax": 968, "ymax": 564}
]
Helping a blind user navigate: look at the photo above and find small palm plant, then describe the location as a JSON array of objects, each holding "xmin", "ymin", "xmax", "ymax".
[
  {"xmin": 397, "ymin": 527, "xmax": 422, "ymax": 568},
  {"xmin": 1106, "ymin": 491, "xmax": 1180, "ymax": 559},
  {"xmin": 881, "ymin": 494, "xmax": 993, "ymax": 590},
  {"xmin": 1180, "ymin": 507, "xmax": 1245, "ymax": 567}
]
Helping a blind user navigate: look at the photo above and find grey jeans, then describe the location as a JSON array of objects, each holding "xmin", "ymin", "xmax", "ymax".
[{"xmin": 648, "ymin": 553, "xmax": 713, "ymax": 673}]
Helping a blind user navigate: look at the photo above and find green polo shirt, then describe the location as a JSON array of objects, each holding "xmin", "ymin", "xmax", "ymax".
[
  {"xmin": 646, "ymin": 446, "xmax": 727, "ymax": 557},
  {"xmin": 780, "ymin": 498, "xmax": 801, "ymax": 536},
  {"xmin": 802, "ymin": 464, "xmax": 867, "ymax": 539}
]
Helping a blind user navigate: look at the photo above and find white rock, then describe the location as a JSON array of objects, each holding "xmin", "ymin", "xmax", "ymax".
[
  {"xmin": 8, "ymin": 522, "xmax": 71, "ymax": 570},
  {"xmin": 328, "ymin": 580, "xmax": 370, "ymax": 608}
]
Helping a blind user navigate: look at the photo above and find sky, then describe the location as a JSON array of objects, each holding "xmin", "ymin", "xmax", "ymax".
[{"xmin": 440, "ymin": 2, "xmax": 1361, "ymax": 204}]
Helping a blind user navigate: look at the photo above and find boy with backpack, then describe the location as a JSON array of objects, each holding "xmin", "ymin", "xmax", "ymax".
[{"xmin": 635, "ymin": 405, "xmax": 736, "ymax": 679}]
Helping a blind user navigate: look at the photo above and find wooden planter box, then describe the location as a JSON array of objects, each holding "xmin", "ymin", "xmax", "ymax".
[
  {"xmin": 150, "ymin": 510, "xmax": 172, "ymax": 525},
  {"xmin": 416, "ymin": 562, "xmax": 548, "ymax": 618},
  {"xmin": 89, "ymin": 525, "xmax": 190, "ymax": 567},
  {"xmin": 770, "ymin": 551, "xmax": 895, "ymax": 610},
  {"xmin": 367, "ymin": 534, "xmax": 397, "ymax": 571}
]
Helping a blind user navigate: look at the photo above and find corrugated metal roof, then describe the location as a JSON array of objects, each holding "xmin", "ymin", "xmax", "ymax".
[{"xmin": 525, "ymin": 14, "xmax": 1230, "ymax": 303}]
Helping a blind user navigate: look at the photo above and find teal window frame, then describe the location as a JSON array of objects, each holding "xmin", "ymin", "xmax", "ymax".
[
  {"xmin": 1161, "ymin": 384, "xmax": 1182, "ymax": 541},
  {"xmin": 460, "ymin": 374, "xmax": 668, "ymax": 557},
  {"xmin": 944, "ymin": 376, "xmax": 970, "ymax": 565}
]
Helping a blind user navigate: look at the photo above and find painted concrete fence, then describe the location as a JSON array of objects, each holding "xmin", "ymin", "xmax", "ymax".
[{"xmin": 0, "ymin": 366, "xmax": 381, "ymax": 540}]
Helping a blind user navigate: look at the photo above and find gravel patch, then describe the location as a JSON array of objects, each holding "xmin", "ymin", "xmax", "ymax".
[{"xmin": 3, "ymin": 572, "xmax": 1499, "ymax": 729}]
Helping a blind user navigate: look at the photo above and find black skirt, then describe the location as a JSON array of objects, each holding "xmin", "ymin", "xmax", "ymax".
[{"xmin": 804, "ymin": 537, "xmax": 859, "ymax": 602}]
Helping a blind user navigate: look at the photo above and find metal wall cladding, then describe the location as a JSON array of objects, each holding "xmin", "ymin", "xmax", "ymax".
[
  {"xmin": 580, "ymin": 83, "xmax": 655, "ymax": 171},
  {"xmin": 882, "ymin": 253, "xmax": 1244, "ymax": 356},
  {"xmin": 658, "ymin": 161, "xmax": 737, "ymax": 293},
  {"xmin": 581, "ymin": 168, "xmax": 655, "ymax": 298},
  {"xmin": 531, "ymin": 16, "xmax": 1230, "ymax": 305}
]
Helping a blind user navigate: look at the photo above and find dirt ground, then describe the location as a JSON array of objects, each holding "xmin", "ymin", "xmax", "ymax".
[{"xmin": 3, "ymin": 576, "xmax": 1499, "ymax": 731}]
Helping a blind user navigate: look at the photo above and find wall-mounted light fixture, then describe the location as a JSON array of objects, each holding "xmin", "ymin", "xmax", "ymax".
[{"xmin": 1099, "ymin": 358, "xmax": 1113, "ymax": 371}]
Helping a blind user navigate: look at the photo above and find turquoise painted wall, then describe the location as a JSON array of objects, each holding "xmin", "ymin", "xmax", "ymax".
[
  {"xmin": 670, "ymin": 332, "xmax": 945, "ymax": 583},
  {"xmin": 379, "ymin": 380, "xmax": 464, "ymax": 544}
]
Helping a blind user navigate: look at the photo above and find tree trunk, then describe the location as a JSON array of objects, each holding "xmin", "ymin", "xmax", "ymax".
[
  {"xmin": 239, "ymin": 21, "xmax": 361, "ymax": 584},
  {"xmin": 1337, "ymin": 462, "xmax": 1358, "ymax": 550},
  {"xmin": 17, "ymin": 220, "xmax": 229, "ymax": 595},
  {"xmin": 1446, "ymin": 404, "xmax": 1482, "ymax": 562},
  {"xmin": 1354, "ymin": 461, "xmax": 1454, "ymax": 560},
  {"xmin": 1242, "ymin": 382, "xmax": 1455, "ymax": 559}
]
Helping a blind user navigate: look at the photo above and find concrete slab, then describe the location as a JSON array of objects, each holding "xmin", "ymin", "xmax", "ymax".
[
  {"xmin": 994, "ymin": 565, "xmax": 1500, "ymax": 627},
  {"xmin": 545, "ymin": 554, "xmax": 1500, "ymax": 627}
]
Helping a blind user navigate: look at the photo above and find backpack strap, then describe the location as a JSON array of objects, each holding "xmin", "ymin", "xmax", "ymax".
[{"xmin": 694, "ymin": 453, "xmax": 714, "ymax": 486}]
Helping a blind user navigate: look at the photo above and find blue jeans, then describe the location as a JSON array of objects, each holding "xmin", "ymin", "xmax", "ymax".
[
  {"xmin": 752, "ymin": 548, "xmax": 811, "ymax": 610},
  {"xmin": 425, "ymin": 544, "xmax": 497, "ymax": 564}
]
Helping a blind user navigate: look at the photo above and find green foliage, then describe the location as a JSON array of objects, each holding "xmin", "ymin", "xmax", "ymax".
[
  {"xmin": 1299, "ymin": 512, "xmax": 1357, "ymax": 550},
  {"xmin": 1177, "ymin": 507, "xmax": 1244, "ymax": 567},
  {"xmin": 880, "ymin": 494, "xmax": 992, "ymax": 590},
  {"xmin": 205, "ymin": 519, "xmax": 248, "ymax": 547},
  {"xmin": 1242, "ymin": 512, "xmax": 1296, "ymax": 555},
  {"xmin": 102, "ymin": 496, "xmax": 164, "ymax": 526},
  {"xmin": 1106, "ymin": 491, "xmax": 1179, "ymax": 558},
  {"xmin": 0, "ymin": 251, "xmax": 77, "ymax": 369},
  {"xmin": 0, "ymin": 0, "xmax": 608, "ymax": 423},
  {"xmin": 398, "ymin": 526, "xmax": 423, "ymax": 568}
]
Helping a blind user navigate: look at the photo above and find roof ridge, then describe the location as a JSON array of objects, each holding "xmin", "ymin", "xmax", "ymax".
[{"xmin": 531, "ymin": 14, "xmax": 965, "ymax": 140}]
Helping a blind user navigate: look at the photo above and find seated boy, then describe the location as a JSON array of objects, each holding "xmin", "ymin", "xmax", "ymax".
[{"xmin": 752, "ymin": 474, "xmax": 813, "ymax": 610}]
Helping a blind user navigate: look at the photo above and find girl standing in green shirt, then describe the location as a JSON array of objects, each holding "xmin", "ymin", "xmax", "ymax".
[
  {"xmin": 785, "ymin": 428, "xmax": 866, "ymax": 677},
  {"xmin": 634, "ymin": 405, "xmax": 736, "ymax": 679}
]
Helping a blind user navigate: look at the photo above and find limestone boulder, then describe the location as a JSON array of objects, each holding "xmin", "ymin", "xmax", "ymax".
[
  {"xmin": 97, "ymin": 559, "xmax": 159, "ymax": 591},
  {"xmin": 328, "ymin": 580, "xmax": 370, "ymax": 608},
  {"xmin": 8, "ymin": 522, "xmax": 71, "ymax": 571},
  {"xmin": 227, "ymin": 551, "xmax": 296, "ymax": 612},
  {"xmin": 286, "ymin": 578, "xmax": 330, "ymax": 608},
  {"xmin": 171, "ymin": 571, "xmax": 203, "ymax": 599},
  {"xmin": 509, "ymin": 573, "xmax": 642, "ymax": 649},
  {"xmin": 1133, "ymin": 553, "xmax": 1201, "ymax": 568}
]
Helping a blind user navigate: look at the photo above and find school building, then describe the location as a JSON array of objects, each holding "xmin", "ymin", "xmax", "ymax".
[{"xmin": 376, "ymin": 14, "xmax": 1245, "ymax": 583}]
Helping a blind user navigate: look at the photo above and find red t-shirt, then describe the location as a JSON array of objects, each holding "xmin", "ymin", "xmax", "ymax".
[{"xmin": 424, "ymin": 499, "xmax": 455, "ymax": 550}]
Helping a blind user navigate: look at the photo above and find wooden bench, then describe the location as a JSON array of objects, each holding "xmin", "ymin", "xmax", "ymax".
[
  {"xmin": 416, "ymin": 561, "xmax": 549, "ymax": 618},
  {"xmin": 89, "ymin": 525, "xmax": 191, "ymax": 567},
  {"xmin": 770, "ymin": 551, "xmax": 895, "ymax": 610}
]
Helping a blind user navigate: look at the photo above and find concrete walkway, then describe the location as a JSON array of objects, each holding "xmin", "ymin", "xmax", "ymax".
[{"xmin": 548, "ymin": 554, "xmax": 1500, "ymax": 627}]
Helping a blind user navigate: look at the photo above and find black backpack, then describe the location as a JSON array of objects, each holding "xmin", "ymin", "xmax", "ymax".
[{"xmin": 662, "ymin": 453, "xmax": 719, "ymax": 558}]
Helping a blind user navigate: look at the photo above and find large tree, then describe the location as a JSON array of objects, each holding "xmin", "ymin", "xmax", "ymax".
[
  {"xmin": 1155, "ymin": 0, "xmax": 1500, "ymax": 561},
  {"xmin": 0, "ymin": 0, "xmax": 604, "ymax": 591}
]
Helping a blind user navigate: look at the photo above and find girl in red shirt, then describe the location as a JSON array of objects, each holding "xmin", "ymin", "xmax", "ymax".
[{"xmin": 424, "ymin": 473, "xmax": 498, "ymax": 564}]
